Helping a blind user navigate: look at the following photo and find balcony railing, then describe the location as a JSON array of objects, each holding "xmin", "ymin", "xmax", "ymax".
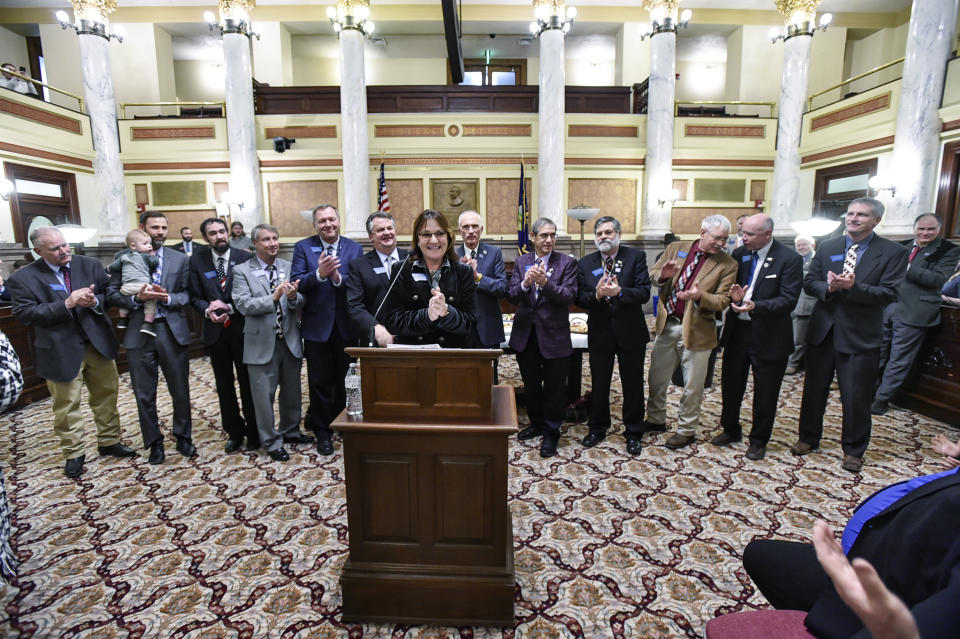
[
  {"xmin": 119, "ymin": 101, "xmax": 225, "ymax": 119},
  {"xmin": 807, "ymin": 57, "xmax": 905, "ymax": 111},
  {"xmin": 0, "ymin": 67, "xmax": 84, "ymax": 113}
]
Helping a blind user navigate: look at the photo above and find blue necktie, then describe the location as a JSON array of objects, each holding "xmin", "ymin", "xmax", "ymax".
[{"xmin": 745, "ymin": 251, "xmax": 758, "ymax": 287}]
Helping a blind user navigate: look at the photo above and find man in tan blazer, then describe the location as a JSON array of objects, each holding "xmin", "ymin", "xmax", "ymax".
[{"xmin": 645, "ymin": 215, "xmax": 737, "ymax": 450}]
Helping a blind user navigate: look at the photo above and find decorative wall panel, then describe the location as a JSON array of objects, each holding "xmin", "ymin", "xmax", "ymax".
[
  {"xmin": 486, "ymin": 178, "xmax": 530, "ymax": 236},
  {"xmin": 567, "ymin": 178, "xmax": 637, "ymax": 235},
  {"xmin": 163, "ymin": 209, "xmax": 216, "ymax": 236},
  {"xmin": 267, "ymin": 180, "xmax": 337, "ymax": 238},
  {"xmin": 670, "ymin": 207, "xmax": 757, "ymax": 235},
  {"xmin": 693, "ymin": 179, "xmax": 746, "ymax": 202},
  {"xmin": 386, "ymin": 179, "xmax": 426, "ymax": 237},
  {"xmin": 151, "ymin": 181, "xmax": 207, "ymax": 206}
]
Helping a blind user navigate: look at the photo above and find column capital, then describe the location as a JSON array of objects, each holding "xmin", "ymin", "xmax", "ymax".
[
  {"xmin": 774, "ymin": 0, "xmax": 821, "ymax": 24},
  {"xmin": 642, "ymin": 0, "xmax": 679, "ymax": 13},
  {"xmin": 68, "ymin": 0, "xmax": 116, "ymax": 22},
  {"xmin": 218, "ymin": 0, "xmax": 256, "ymax": 21}
]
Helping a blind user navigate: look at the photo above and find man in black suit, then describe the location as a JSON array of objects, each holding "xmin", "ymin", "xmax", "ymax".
[
  {"xmin": 792, "ymin": 197, "xmax": 908, "ymax": 473},
  {"xmin": 872, "ymin": 213, "xmax": 960, "ymax": 415},
  {"xmin": 743, "ymin": 466, "xmax": 960, "ymax": 639},
  {"xmin": 108, "ymin": 212, "xmax": 195, "ymax": 465},
  {"xmin": 8, "ymin": 227, "xmax": 135, "ymax": 477},
  {"xmin": 172, "ymin": 226, "xmax": 196, "ymax": 257},
  {"xmin": 713, "ymin": 214, "xmax": 802, "ymax": 460},
  {"xmin": 576, "ymin": 216, "xmax": 651, "ymax": 454},
  {"xmin": 188, "ymin": 217, "xmax": 263, "ymax": 453},
  {"xmin": 456, "ymin": 211, "xmax": 507, "ymax": 354},
  {"xmin": 346, "ymin": 211, "xmax": 408, "ymax": 346}
]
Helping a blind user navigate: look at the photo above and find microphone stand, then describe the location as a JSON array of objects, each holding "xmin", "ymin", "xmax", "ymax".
[{"xmin": 369, "ymin": 253, "xmax": 414, "ymax": 347}]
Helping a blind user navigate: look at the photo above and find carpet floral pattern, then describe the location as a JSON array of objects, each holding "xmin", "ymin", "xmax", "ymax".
[{"xmin": 0, "ymin": 348, "xmax": 954, "ymax": 638}]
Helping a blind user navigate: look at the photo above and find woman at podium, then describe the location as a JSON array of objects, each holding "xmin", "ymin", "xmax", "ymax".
[{"xmin": 383, "ymin": 209, "xmax": 477, "ymax": 347}]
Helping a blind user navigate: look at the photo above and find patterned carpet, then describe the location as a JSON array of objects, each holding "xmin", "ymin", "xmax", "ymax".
[{"xmin": 0, "ymin": 345, "xmax": 955, "ymax": 638}]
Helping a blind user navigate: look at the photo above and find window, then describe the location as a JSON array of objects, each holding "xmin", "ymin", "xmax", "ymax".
[
  {"xmin": 453, "ymin": 59, "xmax": 526, "ymax": 86},
  {"xmin": 812, "ymin": 158, "xmax": 877, "ymax": 225}
]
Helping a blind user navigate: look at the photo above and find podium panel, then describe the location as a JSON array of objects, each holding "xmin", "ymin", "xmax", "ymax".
[{"xmin": 334, "ymin": 351, "xmax": 516, "ymax": 626}]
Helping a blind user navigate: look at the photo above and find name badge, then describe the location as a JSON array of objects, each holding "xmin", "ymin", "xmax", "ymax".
[
  {"xmin": 764, "ymin": 274, "xmax": 778, "ymax": 279},
  {"xmin": 311, "ymin": 246, "xmax": 324, "ymax": 253},
  {"xmin": 204, "ymin": 270, "xmax": 217, "ymax": 279},
  {"xmin": 412, "ymin": 272, "xmax": 428, "ymax": 282},
  {"xmin": 830, "ymin": 254, "xmax": 844, "ymax": 262},
  {"xmin": 49, "ymin": 283, "xmax": 66, "ymax": 291},
  {"xmin": 677, "ymin": 251, "xmax": 688, "ymax": 259},
  {"xmin": 373, "ymin": 266, "xmax": 387, "ymax": 275},
  {"xmin": 592, "ymin": 267, "xmax": 604, "ymax": 276},
  {"xmin": 742, "ymin": 255, "xmax": 753, "ymax": 262},
  {"xmin": 251, "ymin": 269, "xmax": 266, "ymax": 278}
]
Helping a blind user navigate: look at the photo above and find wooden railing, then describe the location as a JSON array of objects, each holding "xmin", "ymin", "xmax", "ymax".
[
  {"xmin": 119, "ymin": 101, "xmax": 225, "ymax": 119},
  {"xmin": 254, "ymin": 84, "xmax": 633, "ymax": 115}
]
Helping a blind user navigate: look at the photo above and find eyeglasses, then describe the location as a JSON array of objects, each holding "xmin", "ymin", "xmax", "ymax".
[{"xmin": 418, "ymin": 230, "xmax": 446, "ymax": 240}]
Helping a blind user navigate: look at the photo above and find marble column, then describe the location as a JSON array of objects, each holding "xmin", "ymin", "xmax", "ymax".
[
  {"xmin": 77, "ymin": 33, "xmax": 126, "ymax": 242},
  {"xmin": 538, "ymin": 27, "xmax": 565, "ymax": 225},
  {"xmin": 770, "ymin": 33, "xmax": 812, "ymax": 229},
  {"xmin": 339, "ymin": 27, "xmax": 370, "ymax": 237},
  {"xmin": 885, "ymin": 0, "xmax": 959, "ymax": 234},
  {"xmin": 223, "ymin": 31, "xmax": 262, "ymax": 229},
  {"xmin": 642, "ymin": 30, "xmax": 676, "ymax": 235}
]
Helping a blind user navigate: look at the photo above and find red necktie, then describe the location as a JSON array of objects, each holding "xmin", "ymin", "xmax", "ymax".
[
  {"xmin": 909, "ymin": 245, "xmax": 920, "ymax": 263},
  {"xmin": 62, "ymin": 265, "xmax": 72, "ymax": 293}
]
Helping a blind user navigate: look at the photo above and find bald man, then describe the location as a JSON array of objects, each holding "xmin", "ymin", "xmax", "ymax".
[{"xmin": 713, "ymin": 214, "xmax": 802, "ymax": 460}]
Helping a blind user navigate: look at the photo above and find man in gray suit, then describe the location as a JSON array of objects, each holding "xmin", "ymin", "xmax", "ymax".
[
  {"xmin": 872, "ymin": 214, "xmax": 960, "ymax": 415},
  {"xmin": 786, "ymin": 235, "xmax": 816, "ymax": 375},
  {"xmin": 107, "ymin": 212, "xmax": 194, "ymax": 465},
  {"xmin": 232, "ymin": 224, "xmax": 305, "ymax": 462}
]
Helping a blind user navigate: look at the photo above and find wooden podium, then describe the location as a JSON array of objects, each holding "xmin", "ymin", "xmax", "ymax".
[{"xmin": 332, "ymin": 348, "xmax": 517, "ymax": 626}]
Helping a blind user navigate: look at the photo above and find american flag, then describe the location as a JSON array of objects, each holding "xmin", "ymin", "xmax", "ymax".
[
  {"xmin": 377, "ymin": 162, "xmax": 390, "ymax": 213},
  {"xmin": 517, "ymin": 162, "xmax": 531, "ymax": 254}
]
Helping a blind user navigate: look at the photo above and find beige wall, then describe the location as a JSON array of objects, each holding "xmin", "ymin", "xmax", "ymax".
[
  {"xmin": 677, "ymin": 61, "xmax": 727, "ymax": 102},
  {"xmin": 615, "ymin": 23, "xmax": 651, "ymax": 87},
  {"xmin": 846, "ymin": 24, "xmax": 908, "ymax": 95},
  {"xmin": 174, "ymin": 60, "xmax": 226, "ymax": 102},
  {"xmin": 0, "ymin": 25, "xmax": 29, "ymax": 72},
  {"xmin": 38, "ymin": 22, "xmax": 82, "ymax": 110},
  {"xmin": 253, "ymin": 21, "xmax": 293, "ymax": 87}
]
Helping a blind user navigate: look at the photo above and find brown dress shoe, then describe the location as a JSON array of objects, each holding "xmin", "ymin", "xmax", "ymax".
[
  {"xmin": 842, "ymin": 455, "xmax": 863, "ymax": 473},
  {"xmin": 790, "ymin": 441, "xmax": 818, "ymax": 456},
  {"xmin": 665, "ymin": 433, "xmax": 695, "ymax": 450}
]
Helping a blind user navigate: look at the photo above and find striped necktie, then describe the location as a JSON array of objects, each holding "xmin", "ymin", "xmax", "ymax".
[
  {"xmin": 664, "ymin": 251, "xmax": 704, "ymax": 316},
  {"xmin": 843, "ymin": 243, "xmax": 859, "ymax": 275}
]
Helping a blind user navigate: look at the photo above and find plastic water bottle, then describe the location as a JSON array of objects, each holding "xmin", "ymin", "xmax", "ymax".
[{"xmin": 345, "ymin": 363, "xmax": 362, "ymax": 417}]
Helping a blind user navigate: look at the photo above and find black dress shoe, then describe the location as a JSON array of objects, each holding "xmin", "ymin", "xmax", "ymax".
[
  {"xmin": 176, "ymin": 439, "xmax": 197, "ymax": 458},
  {"xmin": 283, "ymin": 432, "xmax": 316, "ymax": 445},
  {"xmin": 517, "ymin": 426, "xmax": 541, "ymax": 441},
  {"xmin": 268, "ymin": 447, "xmax": 290, "ymax": 462},
  {"xmin": 97, "ymin": 443, "xmax": 136, "ymax": 458},
  {"xmin": 870, "ymin": 399, "xmax": 888, "ymax": 416},
  {"xmin": 581, "ymin": 431, "xmax": 606, "ymax": 448},
  {"xmin": 148, "ymin": 444, "xmax": 165, "ymax": 465},
  {"xmin": 224, "ymin": 438, "xmax": 243, "ymax": 454},
  {"xmin": 710, "ymin": 432, "xmax": 741, "ymax": 447},
  {"xmin": 539, "ymin": 437, "xmax": 558, "ymax": 458},
  {"xmin": 246, "ymin": 441, "xmax": 261, "ymax": 452},
  {"xmin": 64, "ymin": 455, "xmax": 85, "ymax": 478},
  {"xmin": 640, "ymin": 420, "xmax": 667, "ymax": 434},
  {"xmin": 745, "ymin": 443, "xmax": 766, "ymax": 461},
  {"xmin": 626, "ymin": 436, "xmax": 643, "ymax": 455},
  {"xmin": 317, "ymin": 439, "xmax": 334, "ymax": 456}
]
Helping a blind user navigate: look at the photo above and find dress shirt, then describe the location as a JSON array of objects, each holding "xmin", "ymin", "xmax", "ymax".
[
  {"xmin": 45, "ymin": 260, "xmax": 102, "ymax": 314},
  {"xmin": 845, "ymin": 232, "xmax": 874, "ymax": 263},
  {"xmin": 377, "ymin": 248, "xmax": 401, "ymax": 271},
  {"xmin": 317, "ymin": 237, "xmax": 343, "ymax": 286},
  {"xmin": 737, "ymin": 239, "xmax": 772, "ymax": 320},
  {"xmin": 521, "ymin": 251, "xmax": 551, "ymax": 293}
]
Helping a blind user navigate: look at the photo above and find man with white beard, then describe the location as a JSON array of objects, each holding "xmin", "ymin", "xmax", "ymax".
[{"xmin": 575, "ymin": 216, "xmax": 652, "ymax": 454}]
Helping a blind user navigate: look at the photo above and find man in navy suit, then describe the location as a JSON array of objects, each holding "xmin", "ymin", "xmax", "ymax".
[
  {"xmin": 714, "ymin": 214, "xmax": 802, "ymax": 460},
  {"xmin": 456, "ymin": 211, "xmax": 507, "ymax": 367},
  {"xmin": 291, "ymin": 204, "xmax": 364, "ymax": 455},
  {"xmin": 793, "ymin": 197, "xmax": 908, "ymax": 473},
  {"xmin": 188, "ymin": 217, "xmax": 258, "ymax": 453},
  {"xmin": 576, "ymin": 216, "xmax": 651, "ymax": 454},
  {"xmin": 346, "ymin": 211, "xmax": 408, "ymax": 346},
  {"xmin": 108, "ymin": 212, "xmax": 196, "ymax": 465},
  {"xmin": 743, "ymin": 465, "xmax": 960, "ymax": 639},
  {"xmin": 8, "ymin": 227, "xmax": 134, "ymax": 478},
  {"xmin": 509, "ymin": 218, "xmax": 578, "ymax": 458}
]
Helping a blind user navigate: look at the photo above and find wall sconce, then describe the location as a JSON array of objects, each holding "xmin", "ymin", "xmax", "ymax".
[
  {"xmin": 0, "ymin": 179, "xmax": 13, "ymax": 201},
  {"xmin": 529, "ymin": 1, "xmax": 577, "ymax": 37},
  {"xmin": 327, "ymin": 2, "xmax": 376, "ymax": 37},
  {"xmin": 204, "ymin": 6, "xmax": 260, "ymax": 39},
  {"xmin": 56, "ymin": 9, "xmax": 125, "ymax": 42},
  {"xmin": 215, "ymin": 191, "xmax": 244, "ymax": 219},
  {"xmin": 657, "ymin": 189, "xmax": 681, "ymax": 208},
  {"xmin": 868, "ymin": 175, "xmax": 897, "ymax": 198},
  {"xmin": 770, "ymin": 12, "xmax": 831, "ymax": 42},
  {"xmin": 640, "ymin": 7, "xmax": 691, "ymax": 40}
]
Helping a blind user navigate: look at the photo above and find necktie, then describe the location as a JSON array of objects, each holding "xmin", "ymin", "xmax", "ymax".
[
  {"xmin": 843, "ymin": 243, "xmax": 859, "ymax": 275},
  {"xmin": 266, "ymin": 264, "xmax": 284, "ymax": 339},
  {"xmin": 325, "ymin": 245, "xmax": 334, "ymax": 258},
  {"xmin": 604, "ymin": 256, "xmax": 614, "ymax": 276},
  {"xmin": 909, "ymin": 245, "xmax": 920, "ymax": 263},
  {"xmin": 470, "ymin": 249, "xmax": 477, "ymax": 260},
  {"xmin": 745, "ymin": 251, "xmax": 759, "ymax": 286},
  {"xmin": 664, "ymin": 251, "xmax": 705, "ymax": 317},
  {"xmin": 61, "ymin": 264, "xmax": 71, "ymax": 293},
  {"xmin": 534, "ymin": 257, "xmax": 543, "ymax": 299},
  {"xmin": 216, "ymin": 256, "xmax": 227, "ymax": 291}
]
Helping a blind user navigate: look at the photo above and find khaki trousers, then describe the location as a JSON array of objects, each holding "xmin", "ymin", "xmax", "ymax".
[
  {"xmin": 47, "ymin": 343, "xmax": 121, "ymax": 460},
  {"xmin": 646, "ymin": 318, "xmax": 711, "ymax": 436}
]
